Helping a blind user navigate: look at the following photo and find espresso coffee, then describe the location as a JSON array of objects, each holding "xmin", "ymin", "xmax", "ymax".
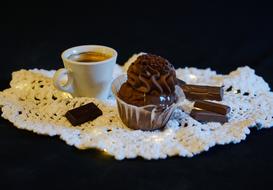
[{"xmin": 68, "ymin": 51, "xmax": 111, "ymax": 62}]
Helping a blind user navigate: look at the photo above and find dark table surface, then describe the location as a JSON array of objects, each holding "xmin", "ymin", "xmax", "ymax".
[{"xmin": 1, "ymin": 2, "xmax": 273, "ymax": 190}]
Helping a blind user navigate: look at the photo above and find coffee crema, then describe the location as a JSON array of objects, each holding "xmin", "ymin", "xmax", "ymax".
[{"xmin": 67, "ymin": 51, "xmax": 111, "ymax": 62}]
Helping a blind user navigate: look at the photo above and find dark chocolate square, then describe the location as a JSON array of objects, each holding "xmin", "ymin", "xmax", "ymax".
[{"xmin": 65, "ymin": 102, "xmax": 103, "ymax": 126}]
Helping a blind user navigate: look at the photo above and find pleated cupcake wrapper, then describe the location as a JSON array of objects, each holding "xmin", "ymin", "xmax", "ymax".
[{"xmin": 111, "ymin": 75, "xmax": 184, "ymax": 130}]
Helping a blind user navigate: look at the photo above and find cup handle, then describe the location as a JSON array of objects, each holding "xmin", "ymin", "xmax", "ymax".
[{"xmin": 53, "ymin": 68, "xmax": 74, "ymax": 94}]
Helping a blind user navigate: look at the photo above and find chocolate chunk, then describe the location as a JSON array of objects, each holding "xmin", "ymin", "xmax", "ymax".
[
  {"xmin": 190, "ymin": 109, "xmax": 228, "ymax": 123},
  {"xmin": 65, "ymin": 102, "xmax": 102, "ymax": 126},
  {"xmin": 193, "ymin": 100, "xmax": 230, "ymax": 115},
  {"xmin": 181, "ymin": 84, "xmax": 223, "ymax": 101},
  {"xmin": 176, "ymin": 78, "xmax": 186, "ymax": 86}
]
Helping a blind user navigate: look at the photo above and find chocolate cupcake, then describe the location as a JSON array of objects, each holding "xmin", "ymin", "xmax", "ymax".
[{"xmin": 112, "ymin": 54, "xmax": 183, "ymax": 130}]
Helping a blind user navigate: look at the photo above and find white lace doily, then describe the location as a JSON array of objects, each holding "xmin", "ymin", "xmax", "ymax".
[{"xmin": 1, "ymin": 54, "xmax": 273, "ymax": 160}]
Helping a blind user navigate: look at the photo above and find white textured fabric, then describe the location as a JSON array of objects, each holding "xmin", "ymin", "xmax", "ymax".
[{"xmin": 1, "ymin": 54, "xmax": 273, "ymax": 160}]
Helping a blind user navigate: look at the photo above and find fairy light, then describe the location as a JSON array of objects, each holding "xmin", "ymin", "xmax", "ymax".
[{"xmin": 189, "ymin": 74, "xmax": 197, "ymax": 80}]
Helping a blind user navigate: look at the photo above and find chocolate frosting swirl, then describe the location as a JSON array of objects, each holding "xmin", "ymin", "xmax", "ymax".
[{"xmin": 127, "ymin": 54, "xmax": 177, "ymax": 96}]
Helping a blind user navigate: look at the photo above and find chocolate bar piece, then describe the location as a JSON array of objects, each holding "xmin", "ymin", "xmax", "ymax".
[
  {"xmin": 181, "ymin": 84, "xmax": 223, "ymax": 101},
  {"xmin": 190, "ymin": 109, "xmax": 228, "ymax": 123},
  {"xmin": 65, "ymin": 102, "xmax": 103, "ymax": 126},
  {"xmin": 176, "ymin": 78, "xmax": 186, "ymax": 86},
  {"xmin": 194, "ymin": 100, "xmax": 230, "ymax": 115}
]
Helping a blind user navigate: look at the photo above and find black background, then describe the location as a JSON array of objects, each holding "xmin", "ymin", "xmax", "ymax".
[{"xmin": 1, "ymin": 1, "xmax": 273, "ymax": 190}]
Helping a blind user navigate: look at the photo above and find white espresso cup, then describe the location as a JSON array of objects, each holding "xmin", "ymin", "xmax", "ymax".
[{"xmin": 53, "ymin": 45, "xmax": 117, "ymax": 99}]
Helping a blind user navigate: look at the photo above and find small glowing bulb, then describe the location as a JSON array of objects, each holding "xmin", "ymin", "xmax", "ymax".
[{"xmin": 189, "ymin": 74, "xmax": 197, "ymax": 80}]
